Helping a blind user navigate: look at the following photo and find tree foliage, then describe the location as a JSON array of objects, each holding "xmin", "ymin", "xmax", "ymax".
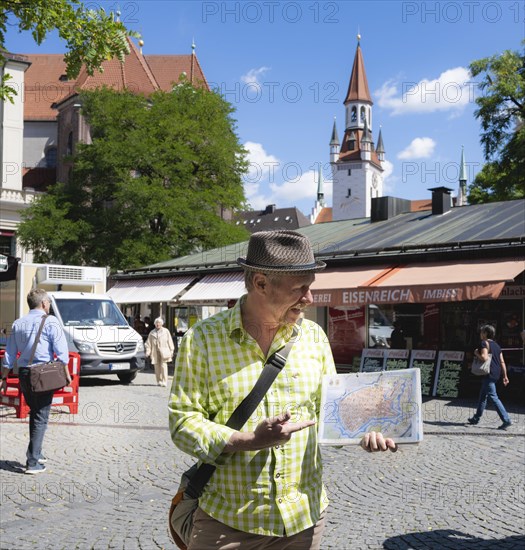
[
  {"xmin": 1, "ymin": 0, "xmax": 137, "ymax": 101},
  {"xmin": 18, "ymin": 84, "xmax": 250, "ymax": 270},
  {"xmin": 467, "ymin": 41, "xmax": 525, "ymax": 203}
]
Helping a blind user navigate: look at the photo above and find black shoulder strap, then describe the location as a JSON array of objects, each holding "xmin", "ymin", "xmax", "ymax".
[
  {"xmin": 27, "ymin": 315, "xmax": 49, "ymax": 366},
  {"xmin": 184, "ymin": 319, "xmax": 302, "ymax": 499}
]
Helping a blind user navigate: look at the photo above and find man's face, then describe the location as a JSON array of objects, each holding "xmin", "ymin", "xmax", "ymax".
[
  {"xmin": 265, "ymin": 272, "xmax": 315, "ymax": 325},
  {"xmin": 42, "ymin": 297, "xmax": 51, "ymax": 313}
]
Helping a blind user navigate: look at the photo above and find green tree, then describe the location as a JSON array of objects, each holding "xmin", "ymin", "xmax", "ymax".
[
  {"xmin": 468, "ymin": 42, "xmax": 525, "ymax": 203},
  {"xmin": 18, "ymin": 84, "xmax": 250, "ymax": 269},
  {"xmin": 1, "ymin": 0, "xmax": 137, "ymax": 101}
]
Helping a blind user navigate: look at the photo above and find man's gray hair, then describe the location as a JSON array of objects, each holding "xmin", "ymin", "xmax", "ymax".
[
  {"xmin": 244, "ymin": 270, "xmax": 284, "ymax": 291},
  {"xmin": 27, "ymin": 288, "xmax": 49, "ymax": 309}
]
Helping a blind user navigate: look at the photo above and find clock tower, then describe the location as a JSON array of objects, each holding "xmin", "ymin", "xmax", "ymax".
[{"xmin": 330, "ymin": 36, "xmax": 386, "ymax": 220}]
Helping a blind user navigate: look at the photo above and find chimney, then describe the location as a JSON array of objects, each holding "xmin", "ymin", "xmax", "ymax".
[
  {"xmin": 264, "ymin": 204, "xmax": 277, "ymax": 214},
  {"xmin": 371, "ymin": 196, "xmax": 411, "ymax": 222},
  {"xmin": 428, "ymin": 187, "xmax": 453, "ymax": 215}
]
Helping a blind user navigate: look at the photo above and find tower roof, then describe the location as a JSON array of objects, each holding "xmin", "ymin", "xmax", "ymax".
[
  {"xmin": 459, "ymin": 146, "xmax": 467, "ymax": 181},
  {"xmin": 376, "ymin": 128, "xmax": 385, "ymax": 154},
  {"xmin": 330, "ymin": 119, "xmax": 340, "ymax": 145},
  {"xmin": 344, "ymin": 40, "xmax": 373, "ymax": 106}
]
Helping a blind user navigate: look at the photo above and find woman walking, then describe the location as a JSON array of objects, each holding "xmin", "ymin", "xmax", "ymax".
[
  {"xmin": 468, "ymin": 324, "xmax": 512, "ymax": 430},
  {"xmin": 145, "ymin": 318, "xmax": 174, "ymax": 387}
]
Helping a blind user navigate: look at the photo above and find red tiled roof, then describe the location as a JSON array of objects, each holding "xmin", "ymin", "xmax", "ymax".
[
  {"xmin": 314, "ymin": 207, "xmax": 333, "ymax": 223},
  {"xmin": 22, "ymin": 39, "xmax": 208, "ymax": 120},
  {"xmin": 410, "ymin": 199, "xmax": 432, "ymax": 212},
  {"xmin": 145, "ymin": 54, "xmax": 208, "ymax": 90},
  {"xmin": 338, "ymin": 128, "xmax": 383, "ymax": 169},
  {"xmin": 24, "ymin": 55, "xmax": 73, "ymax": 120},
  {"xmin": 22, "ymin": 167, "xmax": 56, "ymax": 191},
  {"xmin": 72, "ymin": 38, "xmax": 158, "ymax": 97}
]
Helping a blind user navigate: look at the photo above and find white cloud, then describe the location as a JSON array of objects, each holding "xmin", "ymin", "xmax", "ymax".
[
  {"xmin": 240, "ymin": 66, "xmax": 271, "ymax": 86},
  {"xmin": 269, "ymin": 169, "xmax": 333, "ymax": 206},
  {"xmin": 376, "ymin": 67, "xmax": 474, "ymax": 115},
  {"xmin": 398, "ymin": 137, "xmax": 436, "ymax": 160},
  {"xmin": 242, "ymin": 141, "xmax": 332, "ymax": 211},
  {"xmin": 381, "ymin": 160, "xmax": 396, "ymax": 194}
]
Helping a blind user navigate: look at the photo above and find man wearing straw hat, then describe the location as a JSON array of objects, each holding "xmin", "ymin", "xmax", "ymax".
[{"xmin": 169, "ymin": 230, "xmax": 395, "ymax": 549}]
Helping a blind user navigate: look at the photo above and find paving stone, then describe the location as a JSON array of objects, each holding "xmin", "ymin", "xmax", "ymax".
[{"xmin": 1, "ymin": 370, "xmax": 524, "ymax": 549}]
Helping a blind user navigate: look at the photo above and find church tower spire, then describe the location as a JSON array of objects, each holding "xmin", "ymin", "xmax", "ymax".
[
  {"xmin": 457, "ymin": 146, "xmax": 468, "ymax": 206},
  {"xmin": 329, "ymin": 35, "xmax": 384, "ymax": 221}
]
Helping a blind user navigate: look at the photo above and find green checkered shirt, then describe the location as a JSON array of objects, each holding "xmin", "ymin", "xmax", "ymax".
[{"xmin": 168, "ymin": 297, "xmax": 336, "ymax": 537}]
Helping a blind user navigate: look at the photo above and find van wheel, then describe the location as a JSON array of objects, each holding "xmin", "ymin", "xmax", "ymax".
[{"xmin": 117, "ymin": 371, "xmax": 138, "ymax": 384}]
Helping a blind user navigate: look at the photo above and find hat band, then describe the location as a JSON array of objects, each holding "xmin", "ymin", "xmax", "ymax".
[{"xmin": 242, "ymin": 259, "xmax": 319, "ymax": 270}]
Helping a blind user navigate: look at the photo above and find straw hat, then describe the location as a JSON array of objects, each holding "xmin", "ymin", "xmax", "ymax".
[{"xmin": 237, "ymin": 230, "xmax": 326, "ymax": 273}]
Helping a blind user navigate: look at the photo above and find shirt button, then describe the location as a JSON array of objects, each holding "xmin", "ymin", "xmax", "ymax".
[
  {"xmin": 276, "ymin": 473, "xmax": 280, "ymax": 478},
  {"xmin": 278, "ymin": 498, "xmax": 283, "ymax": 503}
]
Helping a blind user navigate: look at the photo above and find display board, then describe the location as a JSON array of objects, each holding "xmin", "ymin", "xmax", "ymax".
[
  {"xmin": 385, "ymin": 349, "xmax": 410, "ymax": 370},
  {"xmin": 359, "ymin": 348, "xmax": 386, "ymax": 372},
  {"xmin": 409, "ymin": 350, "xmax": 437, "ymax": 396},
  {"xmin": 433, "ymin": 351, "xmax": 465, "ymax": 398}
]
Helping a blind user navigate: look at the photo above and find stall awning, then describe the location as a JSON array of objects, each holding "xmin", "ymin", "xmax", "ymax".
[
  {"xmin": 107, "ymin": 276, "xmax": 197, "ymax": 304},
  {"xmin": 310, "ymin": 266, "xmax": 392, "ymax": 306},
  {"xmin": 310, "ymin": 258, "xmax": 525, "ymax": 307},
  {"xmin": 179, "ymin": 272, "xmax": 246, "ymax": 305}
]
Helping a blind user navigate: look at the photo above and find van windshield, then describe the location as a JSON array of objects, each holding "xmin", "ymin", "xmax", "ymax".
[{"xmin": 53, "ymin": 298, "xmax": 129, "ymax": 327}]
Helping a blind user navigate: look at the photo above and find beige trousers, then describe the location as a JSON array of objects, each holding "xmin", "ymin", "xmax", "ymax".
[
  {"xmin": 187, "ymin": 507, "xmax": 326, "ymax": 550},
  {"xmin": 153, "ymin": 360, "xmax": 168, "ymax": 385}
]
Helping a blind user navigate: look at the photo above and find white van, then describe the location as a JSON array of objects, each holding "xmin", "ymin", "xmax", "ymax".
[{"xmin": 48, "ymin": 292, "xmax": 146, "ymax": 384}]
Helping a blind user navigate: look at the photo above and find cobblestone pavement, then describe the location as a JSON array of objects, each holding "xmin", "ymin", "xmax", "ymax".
[{"xmin": 1, "ymin": 369, "xmax": 524, "ymax": 550}]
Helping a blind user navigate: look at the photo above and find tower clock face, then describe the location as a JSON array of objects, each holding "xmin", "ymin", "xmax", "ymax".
[{"xmin": 372, "ymin": 173, "xmax": 379, "ymax": 189}]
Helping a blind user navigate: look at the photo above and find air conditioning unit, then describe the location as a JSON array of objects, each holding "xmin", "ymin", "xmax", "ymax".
[{"xmin": 36, "ymin": 265, "xmax": 106, "ymax": 285}]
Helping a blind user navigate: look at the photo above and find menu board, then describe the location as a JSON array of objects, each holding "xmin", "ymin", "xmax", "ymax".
[
  {"xmin": 409, "ymin": 350, "xmax": 437, "ymax": 396},
  {"xmin": 385, "ymin": 349, "xmax": 410, "ymax": 371},
  {"xmin": 433, "ymin": 351, "xmax": 465, "ymax": 398},
  {"xmin": 359, "ymin": 349, "xmax": 386, "ymax": 372}
]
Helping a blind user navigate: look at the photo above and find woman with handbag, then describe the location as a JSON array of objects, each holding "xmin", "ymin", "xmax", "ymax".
[
  {"xmin": 468, "ymin": 324, "xmax": 512, "ymax": 430},
  {"xmin": 145, "ymin": 317, "xmax": 174, "ymax": 387}
]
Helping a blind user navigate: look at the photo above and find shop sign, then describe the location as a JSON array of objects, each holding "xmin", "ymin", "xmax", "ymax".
[
  {"xmin": 499, "ymin": 285, "xmax": 525, "ymax": 299},
  {"xmin": 312, "ymin": 282, "xmax": 505, "ymax": 307}
]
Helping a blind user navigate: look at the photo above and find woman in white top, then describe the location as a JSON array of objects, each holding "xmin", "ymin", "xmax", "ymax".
[{"xmin": 145, "ymin": 317, "xmax": 174, "ymax": 386}]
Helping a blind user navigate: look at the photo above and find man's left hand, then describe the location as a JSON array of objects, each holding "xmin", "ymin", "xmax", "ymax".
[
  {"xmin": 0, "ymin": 378, "xmax": 7, "ymax": 394},
  {"xmin": 360, "ymin": 431, "xmax": 397, "ymax": 453}
]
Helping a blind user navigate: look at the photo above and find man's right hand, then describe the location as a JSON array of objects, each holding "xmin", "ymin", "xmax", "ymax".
[{"xmin": 224, "ymin": 411, "xmax": 316, "ymax": 453}]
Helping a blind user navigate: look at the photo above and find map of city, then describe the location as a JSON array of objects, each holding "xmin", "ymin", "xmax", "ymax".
[{"xmin": 318, "ymin": 368, "xmax": 423, "ymax": 445}]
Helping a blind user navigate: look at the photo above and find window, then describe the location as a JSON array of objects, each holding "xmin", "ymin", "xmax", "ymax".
[
  {"xmin": 346, "ymin": 189, "xmax": 352, "ymax": 198},
  {"xmin": 66, "ymin": 131, "xmax": 73, "ymax": 156},
  {"xmin": 351, "ymin": 107, "xmax": 357, "ymax": 122},
  {"xmin": 348, "ymin": 169, "xmax": 352, "ymax": 175},
  {"xmin": 45, "ymin": 147, "xmax": 57, "ymax": 168},
  {"xmin": 0, "ymin": 235, "xmax": 14, "ymax": 256},
  {"xmin": 360, "ymin": 106, "xmax": 366, "ymax": 122}
]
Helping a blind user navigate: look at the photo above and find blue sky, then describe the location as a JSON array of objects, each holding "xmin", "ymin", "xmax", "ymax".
[{"xmin": 5, "ymin": 1, "xmax": 524, "ymax": 216}]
